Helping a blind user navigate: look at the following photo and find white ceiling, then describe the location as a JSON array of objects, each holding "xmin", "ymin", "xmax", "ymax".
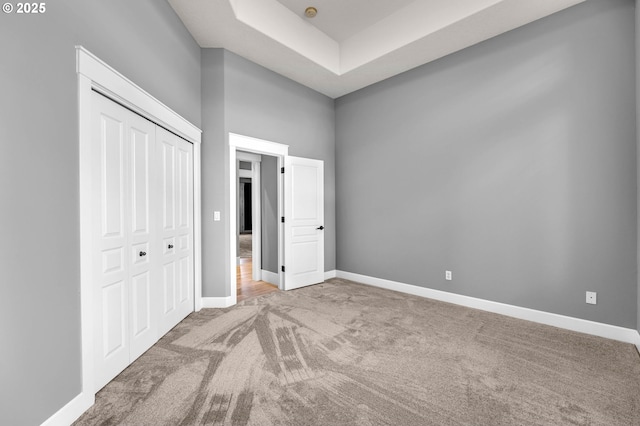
[
  {"xmin": 275, "ymin": 0, "xmax": 417, "ymax": 42},
  {"xmin": 168, "ymin": 0, "xmax": 586, "ymax": 99}
]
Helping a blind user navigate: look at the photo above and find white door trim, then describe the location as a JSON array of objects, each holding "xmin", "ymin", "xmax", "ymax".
[
  {"xmin": 237, "ymin": 151, "xmax": 262, "ymax": 163},
  {"xmin": 76, "ymin": 46, "xmax": 202, "ymax": 415},
  {"xmin": 229, "ymin": 133, "xmax": 288, "ymax": 303}
]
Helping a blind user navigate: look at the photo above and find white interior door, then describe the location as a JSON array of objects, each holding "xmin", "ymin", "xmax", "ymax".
[
  {"xmin": 157, "ymin": 127, "xmax": 194, "ymax": 335},
  {"xmin": 92, "ymin": 92, "xmax": 158, "ymax": 390},
  {"xmin": 283, "ymin": 156, "xmax": 325, "ymax": 290}
]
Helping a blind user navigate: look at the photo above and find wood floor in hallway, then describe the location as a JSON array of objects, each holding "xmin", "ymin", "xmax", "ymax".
[{"xmin": 237, "ymin": 257, "xmax": 279, "ymax": 302}]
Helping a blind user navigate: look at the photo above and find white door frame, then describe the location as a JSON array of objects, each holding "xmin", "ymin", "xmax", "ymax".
[
  {"xmin": 76, "ymin": 46, "xmax": 202, "ymax": 409},
  {"xmin": 229, "ymin": 133, "xmax": 288, "ymax": 303},
  {"xmin": 237, "ymin": 151, "xmax": 262, "ymax": 281}
]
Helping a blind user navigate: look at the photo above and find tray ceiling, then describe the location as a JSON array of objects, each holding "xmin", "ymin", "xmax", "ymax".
[{"xmin": 168, "ymin": 0, "xmax": 586, "ymax": 98}]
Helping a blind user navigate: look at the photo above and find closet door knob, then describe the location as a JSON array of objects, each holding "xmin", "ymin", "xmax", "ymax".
[
  {"xmin": 139, "ymin": 251, "xmax": 147, "ymax": 257},
  {"xmin": 168, "ymin": 244, "xmax": 174, "ymax": 249}
]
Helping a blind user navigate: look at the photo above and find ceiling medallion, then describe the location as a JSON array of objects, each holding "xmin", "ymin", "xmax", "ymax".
[{"xmin": 304, "ymin": 7, "xmax": 317, "ymax": 18}]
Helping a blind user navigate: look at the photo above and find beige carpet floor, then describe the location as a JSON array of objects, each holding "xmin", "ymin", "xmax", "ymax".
[{"xmin": 74, "ymin": 279, "xmax": 640, "ymax": 425}]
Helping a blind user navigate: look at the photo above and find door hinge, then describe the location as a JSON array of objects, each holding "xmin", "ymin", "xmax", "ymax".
[
  {"xmin": 281, "ymin": 265, "xmax": 285, "ymax": 272},
  {"xmin": 281, "ymin": 217, "xmax": 285, "ymax": 223},
  {"xmin": 281, "ymin": 167, "xmax": 285, "ymax": 174}
]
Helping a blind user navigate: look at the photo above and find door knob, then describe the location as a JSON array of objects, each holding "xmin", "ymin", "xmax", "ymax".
[
  {"xmin": 316, "ymin": 226, "xmax": 324, "ymax": 230},
  {"xmin": 168, "ymin": 244, "xmax": 174, "ymax": 249},
  {"xmin": 139, "ymin": 251, "xmax": 147, "ymax": 257}
]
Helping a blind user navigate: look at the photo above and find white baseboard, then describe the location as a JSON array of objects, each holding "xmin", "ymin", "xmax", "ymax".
[
  {"xmin": 324, "ymin": 270, "xmax": 337, "ymax": 280},
  {"xmin": 40, "ymin": 392, "xmax": 93, "ymax": 426},
  {"xmin": 336, "ymin": 271, "xmax": 640, "ymax": 346},
  {"xmin": 261, "ymin": 269, "xmax": 279, "ymax": 286},
  {"xmin": 201, "ymin": 296, "xmax": 234, "ymax": 308}
]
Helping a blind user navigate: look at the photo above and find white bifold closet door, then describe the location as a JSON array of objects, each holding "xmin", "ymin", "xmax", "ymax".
[
  {"xmin": 156, "ymin": 127, "xmax": 194, "ymax": 336},
  {"xmin": 91, "ymin": 91, "xmax": 194, "ymax": 392}
]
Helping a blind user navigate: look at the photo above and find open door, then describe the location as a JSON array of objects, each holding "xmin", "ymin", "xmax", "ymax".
[{"xmin": 283, "ymin": 156, "xmax": 325, "ymax": 290}]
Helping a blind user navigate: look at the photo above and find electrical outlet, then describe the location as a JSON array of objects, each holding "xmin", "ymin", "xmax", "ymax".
[
  {"xmin": 214, "ymin": 211, "xmax": 221, "ymax": 221},
  {"xmin": 586, "ymin": 291, "xmax": 597, "ymax": 305},
  {"xmin": 445, "ymin": 270, "xmax": 452, "ymax": 281}
]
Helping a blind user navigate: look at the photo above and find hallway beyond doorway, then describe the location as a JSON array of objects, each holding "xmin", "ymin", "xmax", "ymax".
[{"xmin": 237, "ymin": 258, "xmax": 278, "ymax": 302}]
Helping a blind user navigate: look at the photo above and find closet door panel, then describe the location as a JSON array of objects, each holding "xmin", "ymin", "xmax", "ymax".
[
  {"xmin": 131, "ymin": 271, "xmax": 151, "ymax": 338},
  {"xmin": 130, "ymin": 126, "xmax": 150, "ymax": 235},
  {"xmin": 177, "ymin": 146, "xmax": 190, "ymax": 230},
  {"xmin": 128, "ymin": 118, "xmax": 157, "ymax": 362},
  {"xmin": 92, "ymin": 93, "xmax": 130, "ymax": 391},
  {"xmin": 101, "ymin": 114, "xmax": 125, "ymax": 239},
  {"xmin": 102, "ymin": 248, "xmax": 124, "ymax": 275},
  {"xmin": 163, "ymin": 261, "xmax": 176, "ymax": 315},
  {"xmin": 175, "ymin": 139, "xmax": 193, "ymax": 320},
  {"xmin": 178, "ymin": 255, "xmax": 190, "ymax": 304},
  {"xmin": 161, "ymin": 141, "xmax": 176, "ymax": 232},
  {"xmin": 157, "ymin": 128, "xmax": 179, "ymax": 335},
  {"xmin": 101, "ymin": 280, "xmax": 126, "ymax": 366},
  {"xmin": 157, "ymin": 128, "xmax": 193, "ymax": 335}
]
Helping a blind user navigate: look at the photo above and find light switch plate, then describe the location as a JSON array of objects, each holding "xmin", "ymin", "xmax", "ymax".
[{"xmin": 214, "ymin": 211, "xmax": 221, "ymax": 221}]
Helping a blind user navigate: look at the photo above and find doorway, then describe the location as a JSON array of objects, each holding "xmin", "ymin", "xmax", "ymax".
[
  {"xmin": 229, "ymin": 133, "xmax": 326, "ymax": 304},
  {"xmin": 236, "ymin": 152, "xmax": 278, "ymax": 302},
  {"xmin": 229, "ymin": 134, "xmax": 287, "ymax": 305}
]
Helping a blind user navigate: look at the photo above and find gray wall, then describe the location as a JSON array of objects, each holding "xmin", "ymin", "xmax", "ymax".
[
  {"xmin": 201, "ymin": 49, "xmax": 336, "ymax": 297},
  {"xmin": 637, "ymin": 0, "xmax": 640, "ymax": 336},
  {"xmin": 0, "ymin": 1, "xmax": 201, "ymax": 425},
  {"xmin": 335, "ymin": 0, "xmax": 637, "ymax": 328},
  {"xmin": 262, "ymin": 156, "xmax": 279, "ymax": 273},
  {"xmin": 200, "ymin": 49, "xmax": 227, "ymax": 300}
]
